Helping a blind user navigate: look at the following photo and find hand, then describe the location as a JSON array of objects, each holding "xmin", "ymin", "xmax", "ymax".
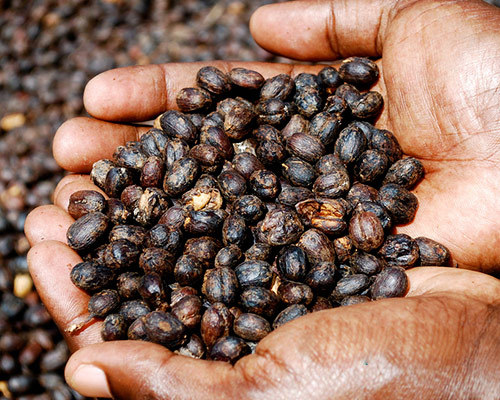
[{"xmin": 25, "ymin": 0, "xmax": 500, "ymax": 398}]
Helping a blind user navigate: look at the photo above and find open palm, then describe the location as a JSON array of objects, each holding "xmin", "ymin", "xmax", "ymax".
[{"xmin": 25, "ymin": 0, "xmax": 500, "ymax": 398}]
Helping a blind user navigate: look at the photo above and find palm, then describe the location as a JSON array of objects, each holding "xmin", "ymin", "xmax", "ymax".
[{"xmin": 376, "ymin": 2, "xmax": 500, "ymax": 270}]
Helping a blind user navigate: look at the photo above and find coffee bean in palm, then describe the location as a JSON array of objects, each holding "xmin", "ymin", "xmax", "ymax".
[
  {"xmin": 244, "ymin": 242, "xmax": 273, "ymax": 262},
  {"xmin": 349, "ymin": 211, "xmax": 385, "ymax": 252},
  {"xmin": 298, "ymin": 228, "xmax": 336, "ymax": 266},
  {"xmin": 184, "ymin": 236, "xmax": 222, "ymax": 267},
  {"xmin": 70, "ymin": 261, "xmax": 114, "ymax": 293},
  {"xmin": 281, "ymin": 114, "xmax": 309, "ymax": 141},
  {"xmin": 340, "ymin": 296, "xmax": 372, "ymax": 307},
  {"xmin": 308, "ymin": 112, "xmax": 342, "ymax": 146},
  {"xmin": 116, "ymin": 272, "xmax": 142, "ymax": 300},
  {"xmin": 109, "ymin": 224, "xmax": 146, "ymax": 247},
  {"xmin": 260, "ymin": 74, "xmax": 294, "ymax": 100},
  {"xmin": 114, "ymin": 142, "xmax": 148, "ymax": 170},
  {"xmin": 313, "ymin": 167, "xmax": 351, "ymax": 199},
  {"xmin": 335, "ymin": 125, "xmax": 367, "ymax": 165},
  {"xmin": 119, "ymin": 300, "xmax": 151, "ymax": 325},
  {"xmin": 272, "ymin": 304, "xmax": 308, "ymax": 330},
  {"xmin": 278, "ymin": 185, "xmax": 314, "ymax": 207},
  {"xmin": 163, "ymin": 157, "xmax": 200, "ymax": 197},
  {"xmin": 176, "ymin": 87, "xmax": 212, "ymax": 112},
  {"xmin": 371, "ymin": 267, "xmax": 409, "ymax": 299},
  {"xmin": 144, "ymin": 311, "xmax": 187, "ymax": 349},
  {"xmin": 231, "ymin": 152, "xmax": 264, "ymax": 180},
  {"xmin": 286, "ymin": 132, "xmax": 325, "ymax": 163},
  {"xmin": 339, "ymin": 57, "xmax": 379, "ymax": 87},
  {"xmin": 128, "ymin": 316, "xmax": 149, "ymax": 341},
  {"xmin": 209, "ymin": 336, "xmax": 250, "ymax": 364},
  {"xmin": 383, "ymin": 157, "xmax": 425, "ymax": 189},
  {"xmin": 305, "ymin": 261, "xmax": 336, "ymax": 292},
  {"xmin": 196, "ymin": 66, "xmax": 231, "ymax": 95},
  {"xmin": 159, "ymin": 110, "xmax": 197, "ymax": 144},
  {"xmin": 331, "ymin": 274, "xmax": 371, "ymax": 303},
  {"xmin": 318, "ymin": 66, "xmax": 342, "ymax": 93},
  {"xmin": 281, "ymin": 157, "xmax": 316, "ymax": 188},
  {"xmin": 377, "ymin": 183, "xmax": 418, "ymax": 224},
  {"xmin": 202, "ymin": 267, "xmax": 239, "ymax": 304},
  {"xmin": 415, "ymin": 237, "xmax": 451, "ymax": 266},
  {"xmin": 139, "ymin": 248, "xmax": 173, "ymax": 277},
  {"xmin": 88, "ymin": 289, "xmax": 120, "ymax": 318},
  {"xmin": 67, "ymin": 212, "xmax": 109, "ymax": 251},
  {"xmin": 229, "ymin": 68, "xmax": 265, "ymax": 90},
  {"xmin": 217, "ymin": 169, "xmax": 247, "ymax": 202},
  {"xmin": 138, "ymin": 272, "xmax": 166, "ymax": 307},
  {"xmin": 233, "ymin": 313, "xmax": 271, "ymax": 342},
  {"xmin": 158, "ymin": 206, "xmax": 187, "ymax": 230},
  {"xmin": 350, "ymin": 91, "xmax": 384, "ymax": 119},
  {"xmin": 91, "ymin": 159, "xmax": 115, "ymax": 190},
  {"xmin": 333, "ymin": 235, "xmax": 354, "ymax": 263},
  {"xmin": 215, "ymin": 245, "xmax": 243, "ymax": 269},
  {"xmin": 222, "ymin": 215, "xmax": 248, "ymax": 247},
  {"xmin": 174, "ymin": 255, "xmax": 204, "ymax": 287},
  {"xmin": 68, "ymin": 190, "xmax": 106, "ymax": 220},
  {"xmin": 176, "ymin": 334, "xmax": 206, "ymax": 359},
  {"xmin": 277, "ymin": 246, "xmax": 308, "ymax": 281},
  {"xmin": 294, "ymin": 73, "xmax": 321, "ymax": 92},
  {"xmin": 232, "ymin": 195, "xmax": 265, "ymax": 223},
  {"xmin": 323, "ymin": 94, "xmax": 348, "ymax": 116},
  {"xmin": 354, "ymin": 201, "xmax": 392, "ymax": 231},
  {"xmin": 294, "ymin": 88, "xmax": 323, "ymax": 118},
  {"xmin": 164, "ymin": 139, "xmax": 190, "ymax": 171},
  {"xmin": 101, "ymin": 314, "xmax": 127, "ymax": 341},
  {"xmin": 189, "ymin": 144, "xmax": 223, "ymax": 174},
  {"xmin": 146, "ymin": 224, "xmax": 183, "ymax": 255},
  {"xmin": 378, "ymin": 234, "xmax": 420, "ymax": 268},
  {"xmin": 315, "ymin": 153, "xmax": 345, "ymax": 175},
  {"xmin": 240, "ymin": 286, "xmax": 279, "ymax": 318},
  {"xmin": 335, "ymin": 83, "xmax": 362, "ymax": 106},
  {"xmin": 350, "ymin": 252, "xmax": 383, "ymax": 276},
  {"xmin": 105, "ymin": 239, "xmax": 139, "ymax": 270},
  {"xmin": 256, "ymin": 139, "xmax": 286, "ymax": 166},
  {"xmin": 200, "ymin": 302, "xmax": 233, "ymax": 349},
  {"xmin": 256, "ymin": 98, "xmax": 293, "ymax": 126},
  {"xmin": 171, "ymin": 295, "xmax": 202, "ymax": 330},
  {"xmin": 107, "ymin": 198, "xmax": 130, "ymax": 224},
  {"xmin": 249, "ymin": 169, "xmax": 280, "ymax": 199},
  {"xmin": 140, "ymin": 156, "xmax": 165, "ymax": 188},
  {"xmin": 346, "ymin": 183, "xmax": 378, "ymax": 207},
  {"xmin": 224, "ymin": 102, "xmax": 255, "ymax": 140},
  {"xmin": 278, "ymin": 281, "xmax": 314, "ymax": 305},
  {"xmin": 235, "ymin": 261, "xmax": 272, "ymax": 289},
  {"xmin": 310, "ymin": 296, "xmax": 333, "ymax": 312},
  {"xmin": 184, "ymin": 210, "xmax": 224, "ymax": 235},
  {"xmin": 259, "ymin": 209, "xmax": 304, "ymax": 246},
  {"xmin": 369, "ymin": 128, "xmax": 403, "ymax": 163},
  {"xmin": 354, "ymin": 150, "xmax": 389, "ymax": 184},
  {"xmin": 140, "ymin": 128, "xmax": 169, "ymax": 159}
]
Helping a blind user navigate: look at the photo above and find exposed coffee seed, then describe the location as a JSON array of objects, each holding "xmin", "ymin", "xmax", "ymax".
[
  {"xmin": 70, "ymin": 262, "xmax": 114, "ymax": 293},
  {"xmin": 229, "ymin": 68, "xmax": 265, "ymax": 90},
  {"xmin": 378, "ymin": 234, "xmax": 420, "ymax": 268}
]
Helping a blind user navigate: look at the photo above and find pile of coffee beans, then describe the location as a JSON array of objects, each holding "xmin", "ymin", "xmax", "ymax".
[{"xmin": 67, "ymin": 58, "xmax": 451, "ymax": 364}]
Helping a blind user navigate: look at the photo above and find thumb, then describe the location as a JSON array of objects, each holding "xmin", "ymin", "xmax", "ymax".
[
  {"xmin": 249, "ymin": 0, "xmax": 401, "ymax": 60},
  {"xmin": 65, "ymin": 341, "xmax": 239, "ymax": 399}
]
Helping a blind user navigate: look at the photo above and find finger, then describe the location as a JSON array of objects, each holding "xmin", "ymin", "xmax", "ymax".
[
  {"xmin": 406, "ymin": 267, "xmax": 500, "ymax": 303},
  {"xmin": 53, "ymin": 174, "xmax": 94, "ymax": 204},
  {"xmin": 53, "ymin": 176, "xmax": 105, "ymax": 212},
  {"xmin": 53, "ymin": 117, "xmax": 149, "ymax": 173},
  {"xmin": 25, "ymin": 205, "xmax": 74, "ymax": 246},
  {"xmin": 83, "ymin": 61, "xmax": 325, "ymax": 122},
  {"xmin": 250, "ymin": 0, "xmax": 397, "ymax": 60},
  {"xmin": 65, "ymin": 341, "xmax": 238, "ymax": 399},
  {"xmin": 27, "ymin": 241, "xmax": 102, "ymax": 351}
]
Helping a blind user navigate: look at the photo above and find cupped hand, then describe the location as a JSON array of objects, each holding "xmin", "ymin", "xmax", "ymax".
[{"xmin": 25, "ymin": 0, "xmax": 500, "ymax": 398}]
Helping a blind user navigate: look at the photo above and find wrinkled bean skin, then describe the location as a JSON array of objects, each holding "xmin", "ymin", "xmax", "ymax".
[
  {"xmin": 379, "ymin": 234, "xmax": 420, "ymax": 268},
  {"xmin": 371, "ymin": 267, "xmax": 409, "ymax": 299},
  {"xmin": 144, "ymin": 311, "xmax": 188, "ymax": 348},
  {"xmin": 377, "ymin": 184, "xmax": 418, "ymax": 225},
  {"xmin": 416, "ymin": 237, "xmax": 451, "ymax": 266},
  {"xmin": 67, "ymin": 212, "xmax": 109, "ymax": 252}
]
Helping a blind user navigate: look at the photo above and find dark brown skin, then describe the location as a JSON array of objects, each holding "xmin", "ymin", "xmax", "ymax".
[{"xmin": 24, "ymin": 0, "xmax": 500, "ymax": 398}]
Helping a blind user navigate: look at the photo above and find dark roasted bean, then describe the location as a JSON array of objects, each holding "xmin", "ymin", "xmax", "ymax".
[
  {"xmin": 200, "ymin": 303, "xmax": 233, "ymax": 349},
  {"xmin": 145, "ymin": 311, "xmax": 188, "ymax": 348},
  {"xmin": 259, "ymin": 209, "xmax": 304, "ymax": 246},
  {"xmin": 281, "ymin": 114, "xmax": 309, "ymax": 141},
  {"xmin": 369, "ymin": 128, "xmax": 403, "ymax": 163},
  {"xmin": 105, "ymin": 239, "xmax": 140, "ymax": 270},
  {"xmin": 233, "ymin": 313, "xmax": 271, "ymax": 341},
  {"xmin": 109, "ymin": 224, "xmax": 146, "ymax": 247},
  {"xmin": 260, "ymin": 74, "xmax": 294, "ymax": 100},
  {"xmin": 282, "ymin": 157, "xmax": 316, "ymax": 188},
  {"xmin": 174, "ymin": 255, "xmax": 205, "ymax": 287},
  {"xmin": 215, "ymin": 245, "xmax": 243, "ymax": 269},
  {"xmin": 140, "ymin": 129, "xmax": 169, "ymax": 159},
  {"xmin": 286, "ymin": 132, "xmax": 325, "ymax": 163},
  {"xmin": 165, "ymin": 138, "xmax": 190, "ymax": 170},
  {"xmin": 378, "ymin": 234, "xmax": 420, "ymax": 268},
  {"xmin": 116, "ymin": 272, "xmax": 142, "ymax": 300},
  {"xmin": 222, "ymin": 215, "xmax": 248, "ymax": 247},
  {"xmin": 333, "ymin": 235, "xmax": 355, "ymax": 263},
  {"xmin": 202, "ymin": 267, "xmax": 239, "ymax": 304},
  {"xmin": 350, "ymin": 91, "xmax": 384, "ymax": 119},
  {"xmin": 305, "ymin": 261, "xmax": 336, "ymax": 292},
  {"xmin": 278, "ymin": 281, "xmax": 314, "ymax": 305},
  {"xmin": 383, "ymin": 157, "xmax": 425, "ymax": 189},
  {"xmin": 371, "ymin": 267, "xmax": 409, "ymax": 299},
  {"xmin": 164, "ymin": 157, "xmax": 200, "ymax": 197},
  {"xmin": 119, "ymin": 300, "xmax": 151, "ymax": 325},
  {"xmin": 331, "ymin": 274, "xmax": 371, "ymax": 302},
  {"xmin": 339, "ymin": 57, "xmax": 379, "ymax": 87},
  {"xmin": 184, "ymin": 210, "xmax": 224, "ymax": 235},
  {"xmin": 107, "ymin": 198, "xmax": 129, "ymax": 224},
  {"xmin": 176, "ymin": 87, "xmax": 212, "ymax": 112},
  {"xmin": 88, "ymin": 289, "xmax": 120, "ymax": 318},
  {"xmin": 278, "ymin": 245, "xmax": 308, "ymax": 281},
  {"xmin": 350, "ymin": 252, "xmax": 383, "ymax": 276},
  {"xmin": 189, "ymin": 144, "xmax": 223, "ymax": 174},
  {"xmin": 140, "ymin": 248, "xmax": 173, "ymax": 276},
  {"xmin": 340, "ymin": 296, "xmax": 372, "ymax": 306},
  {"xmin": 67, "ymin": 212, "xmax": 108, "ymax": 251},
  {"xmin": 68, "ymin": 190, "xmax": 106, "ymax": 220},
  {"xmin": 309, "ymin": 112, "xmax": 342, "ymax": 146},
  {"xmin": 377, "ymin": 183, "xmax": 418, "ymax": 224},
  {"xmin": 128, "ymin": 316, "xmax": 149, "ymax": 341},
  {"xmin": 278, "ymin": 185, "xmax": 314, "ymax": 207},
  {"xmin": 197, "ymin": 66, "xmax": 231, "ymax": 95},
  {"xmin": 101, "ymin": 314, "xmax": 127, "ymax": 341},
  {"xmin": 209, "ymin": 336, "xmax": 250, "ymax": 364},
  {"xmin": 200, "ymin": 126, "xmax": 234, "ymax": 160},
  {"xmin": 354, "ymin": 201, "xmax": 392, "ymax": 231},
  {"xmin": 232, "ymin": 195, "xmax": 266, "ymax": 223},
  {"xmin": 249, "ymin": 169, "xmax": 280, "ymax": 199},
  {"xmin": 229, "ymin": 68, "xmax": 265, "ymax": 90},
  {"xmin": 70, "ymin": 262, "xmax": 114, "ymax": 293},
  {"xmin": 232, "ymin": 152, "xmax": 265, "ymax": 180},
  {"xmin": 256, "ymin": 98, "xmax": 293, "ymax": 126},
  {"xmin": 184, "ymin": 236, "xmax": 222, "ymax": 266},
  {"xmin": 244, "ymin": 242, "xmax": 273, "ymax": 262},
  {"xmin": 272, "ymin": 304, "xmax": 307, "ymax": 330},
  {"xmin": 176, "ymin": 334, "xmax": 206, "ymax": 359},
  {"xmin": 294, "ymin": 89, "xmax": 323, "ymax": 118},
  {"xmin": 240, "ymin": 286, "xmax": 279, "ymax": 318},
  {"xmin": 415, "ymin": 237, "xmax": 451, "ymax": 266},
  {"xmin": 171, "ymin": 295, "xmax": 202, "ymax": 329},
  {"xmin": 91, "ymin": 159, "xmax": 115, "ymax": 190},
  {"xmin": 235, "ymin": 261, "xmax": 273, "ymax": 288},
  {"xmin": 159, "ymin": 110, "xmax": 197, "ymax": 144},
  {"xmin": 318, "ymin": 66, "xmax": 342, "ymax": 93},
  {"xmin": 217, "ymin": 169, "xmax": 247, "ymax": 202},
  {"xmin": 313, "ymin": 168, "xmax": 351, "ymax": 198},
  {"xmin": 349, "ymin": 211, "xmax": 385, "ymax": 252},
  {"xmin": 335, "ymin": 125, "xmax": 367, "ymax": 165},
  {"xmin": 354, "ymin": 150, "xmax": 389, "ymax": 184},
  {"xmin": 298, "ymin": 228, "xmax": 336, "ymax": 266}
]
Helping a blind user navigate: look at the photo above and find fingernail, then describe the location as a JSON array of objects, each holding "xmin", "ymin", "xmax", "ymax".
[{"xmin": 69, "ymin": 364, "xmax": 112, "ymax": 398}]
